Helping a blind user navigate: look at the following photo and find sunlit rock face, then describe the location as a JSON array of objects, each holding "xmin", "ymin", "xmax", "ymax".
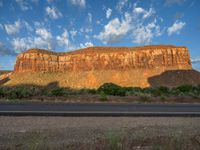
[{"xmin": 12, "ymin": 45, "xmax": 192, "ymax": 88}]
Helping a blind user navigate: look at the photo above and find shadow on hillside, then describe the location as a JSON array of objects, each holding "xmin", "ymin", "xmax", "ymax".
[
  {"xmin": 0, "ymin": 77, "xmax": 10, "ymax": 86},
  {"xmin": 148, "ymin": 69, "xmax": 200, "ymax": 87},
  {"xmin": 1, "ymin": 69, "xmax": 200, "ymax": 89}
]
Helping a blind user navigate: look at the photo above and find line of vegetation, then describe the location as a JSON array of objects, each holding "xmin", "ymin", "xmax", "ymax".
[{"xmin": 0, "ymin": 83, "xmax": 200, "ymax": 100}]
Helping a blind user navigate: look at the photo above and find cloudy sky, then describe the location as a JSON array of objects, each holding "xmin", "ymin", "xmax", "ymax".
[{"xmin": 0, "ymin": 0, "xmax": 200, "ymax": 70}]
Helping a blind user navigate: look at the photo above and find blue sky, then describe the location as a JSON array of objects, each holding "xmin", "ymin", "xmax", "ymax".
[{"xmin": 0, "ymin": 0, "xmax": 200, "ymax": 70}]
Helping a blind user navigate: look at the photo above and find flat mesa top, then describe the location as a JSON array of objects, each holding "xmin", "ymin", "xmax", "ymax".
[{"xmin": 24, "ymin": 45, "xmax": 187, "ymax": 55}]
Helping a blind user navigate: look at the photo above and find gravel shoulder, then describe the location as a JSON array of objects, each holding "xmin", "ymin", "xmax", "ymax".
[{"xmin": 0, "ymin": 117, "xmax": 200, "ymax": 149}]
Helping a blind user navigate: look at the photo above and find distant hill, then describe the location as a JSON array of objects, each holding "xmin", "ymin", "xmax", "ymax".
[{"xmin": 0, "ymin": 70, "xmax": 12, "ymax": 75}]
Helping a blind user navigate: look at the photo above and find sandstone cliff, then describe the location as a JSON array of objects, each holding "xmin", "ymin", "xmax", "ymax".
[
  {"xmin": 8, "ymin": 45, "xmax": 194, "ymax": 88},
  {"xmin": 14, "ymin": 45, "xmax": 191, "ymax": 72}
]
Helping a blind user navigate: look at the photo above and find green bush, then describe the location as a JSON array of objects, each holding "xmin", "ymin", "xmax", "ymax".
[
  {"xmin": 151, "ymin": 86, "xmax": 170, "ymax": 96},
  {"xmin": 124, "ymin": 87, "xmax": 143, "ymax": 96},
  {"xmin": 78, "ymin": 88, "xmax": 97, "ymax": 95},
  {"xmin": 98, "ymin": 83, "xmax": 126, "ymax": 96},
  {"xmin": 0, "ymin": 87, "xmax": 4, "ymax": 97},
  {"xmin": 51, "ymin": 88, "xmax": 66, "ymax": 96},
  {"xmin": 99, "ymin": 91, "xmax": 108, "ymax": 101},
  {"xmin": 176, "ymin": 85, "xmax": 195, "ymax": 93},
  {"xmin": 6, "ymin": 87, "xmax": 33, "ymax": 99}
]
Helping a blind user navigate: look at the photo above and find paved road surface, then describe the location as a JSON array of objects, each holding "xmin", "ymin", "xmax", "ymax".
[{"xmin": 0, "ymin": 103, "xmax": 200, "ymax": 116}]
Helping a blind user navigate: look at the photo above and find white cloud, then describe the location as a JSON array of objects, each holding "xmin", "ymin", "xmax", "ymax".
[
  {"xmin": 80, "ymin": 42, "xmax": 94, "ymax": 48},
  {"xmin": 56, "ymin": 30, "xmax": 70, "ymax": 47},
  {"xmin": 88, "ymin": 13, "xmax": 92, "ymax": 23},
  {"xmin": 56, "ymin": 29, "xmax": 75, "ymax": 50},
  {"xmin": 45, "ymin": 6, "xmax": 62, "ymax": 20},
  {"xmin": 70, "ymin": 29, "xmax": 77, "ymax": 39},
  {"xmin": 36, "ymin": 27, "xmax": 55, "ymax": 49},
  {"xmin": 191, "ymin": 57, "xmax": 200, "ymax": 64},
  {"xmin": 70, "ymin": 0, "xmax": 86, "ymax": 8},
  {"xmin": 116, "ymin": 0, "xmax": 128, "ymax": 13},
  {"xmin": 11, "ymin": 38, "xmax": 29, "ymax": 52},
  {"xmin": 95, "ymin": 13, "xmax": 132, "ymax": 44},
  {"xmin": 106, "ymin": 8, "xmax": 112, "ymax": 19},
  {"xmin": 4, "ymin": 20, "xmax": 21, "ymax": 35},
  {"xmin": 167, "ymin": 21, "xmax": 186, "ymax": 35},
  {"xmin": 11, "ymin": 31, "xmax": 55, "ymax": 52},
  {"xmin": 16, "ymin": 0, "xmax": 30, "ymax": 11},
  {"xmin": 132, "ymin": 21, "xmax": 161, "ymax": 45},
  {"xmin": 23, "ymin": 21, "xmax": 33, "ymax": 32},
  {"xmin": 133, "ymin": 6, "xmax": 155, "ymax": 19},
  {"xmin": 96, "ymin": 3, "xmax": 162, "ymax": 45}
]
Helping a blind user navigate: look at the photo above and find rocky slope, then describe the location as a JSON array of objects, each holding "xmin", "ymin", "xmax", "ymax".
[{"xmin": 3, "ymin": 45, "xmax": 198, "ymax": 88}]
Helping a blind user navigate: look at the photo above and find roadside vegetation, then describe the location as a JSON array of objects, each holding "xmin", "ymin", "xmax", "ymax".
[{"xmin": 0, "ymin": 83, "xmax": 200, "ymax": 102}]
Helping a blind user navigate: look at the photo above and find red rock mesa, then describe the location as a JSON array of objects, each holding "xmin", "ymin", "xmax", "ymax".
[{"xmin": 11, "ymin": 45, "xmax": 193, "ymax": 88}]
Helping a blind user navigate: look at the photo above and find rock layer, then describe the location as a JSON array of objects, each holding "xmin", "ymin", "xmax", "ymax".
[
  {"xmin": 14, "ymin": 45, "xmax": 191, "ymax": 72},
  {"xmin": 11, "ymin": 45, "xmax": 193, "ymax": 88}
]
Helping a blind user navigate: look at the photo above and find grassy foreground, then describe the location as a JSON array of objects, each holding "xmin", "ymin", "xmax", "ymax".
[
  {"xmin": 0, "ymin": 83, "xmax": 200, "ymax": 103},
  {"xmin": 1, "ymin": 128, "xmax": 200, "ymax": 150}
]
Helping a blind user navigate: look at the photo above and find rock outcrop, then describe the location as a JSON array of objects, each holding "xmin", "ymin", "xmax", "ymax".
[
  {"xmin": 10, "ymin": 45, "xmax": 194, "ymax": 88},
  {"xmin": 14, "ymin": 45, "xmax": 191, "ymax": 72}
]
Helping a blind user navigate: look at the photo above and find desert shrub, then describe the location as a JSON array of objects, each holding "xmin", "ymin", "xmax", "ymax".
[
  {"xmin": 6, "ymin": 87, "xmax": 33, "ymax": 99},
  {"xmin": 98, "ymin": 83, "xmax": 126, "ymax": 96},
  {"xmin": 151, "ymin": 86, "xmax": 170, "ymax": 96},
  {"xmin": 78, "ymin": 88, "xmax": 97, "ymax": 95},
  {"xmin": 99, "ymin": 91, "xmax": 108, "ymax": 101},
  {"xmin": 0, "ymin": 87, "xmax": 4, "ymax": 97},
  {"xmin": 176, "ymin": 85, "xmax": 195, "ymax": 93},
  {"xmin": 86, "ymin": 89, "xmax": 97, "ymax": 94},
  {"xmin": 106, "ymin": 131, "xmax": 124, "ymax": 150},
  {"xmin": 51, "ymin": 87, "xmax": 66, "ymax": 96},
  {"xmin": 124, "ymin": 87, "xmax": 143, "ymax": 96}
]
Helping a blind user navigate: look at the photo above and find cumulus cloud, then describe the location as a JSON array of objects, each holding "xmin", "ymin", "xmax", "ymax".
[
  {"xmin": 45, "ymin": 6, "xmax": 62, "ymax": 20},
  {"xmin": 95, "ymin": 13, "xmax": 132, "ymax": 44},
  {"xmin": 36, "ymin": 27, "xmax": 55, "ymax": 49},
  {"xmin": 132, "ymin": 21, "xmax": 161, "ymax": 45},
  {"xmin": 16, "ymin": 0, "xmax": 30, "ymax": 11},
  {"xmin": 106, "ymin": 8, "xmax": 112, "ymax": 19},
  {"xmin": 56, "ymin": 29, "xmax": 75, "ymax": 50},
  {"xmin": 116, "ymin": 0, "xmax": 128, "ymax": 13},
  {"xmin": 69, "ymin": 0, "xmax": 86, "ymax": 8},
  {"xmin": 4, "ymin": 20, "xmax": 21, "ymax": 35},
  {"xmin": 23, "ymin": 21, "xmax": 33, "ymax": 32},
  {"xmin": 80, "ymin": 42, "xmax": 94, "ymax": 48},
  {"xmin": 133, "ymin": 6, "xmax": 155, "ymax": 19},
  {"xmin": 0, "ymin": 41, "xmax": 16, "ymax": 56},
  {"xmin": 96, "ymin": 3, "xmax": 162, "ymax": 45},
  {"xmin": 70, "ymin": 29, "xmax": 77, "ymax": 39},
  {"xmin": 167, "ymin": 21, "xmax": 186, "ymax": 35},
  {"xmin": 56, "ymin": 30, "xmax": 70, "ymax": 48}
]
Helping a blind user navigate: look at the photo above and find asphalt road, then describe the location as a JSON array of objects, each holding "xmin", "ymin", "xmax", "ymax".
[{"xmin": 0, "ymin": 103, "xmax": 200, "ymax": 116}]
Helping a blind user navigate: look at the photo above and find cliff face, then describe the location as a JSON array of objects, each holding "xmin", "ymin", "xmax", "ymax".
[
  {"xmin": 14, "ymin": 45, "xmax": 191, "ymax": 73},
  {"xmin": 11, "ymin": 45, "xmax": 193, "ymax": 88}
]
